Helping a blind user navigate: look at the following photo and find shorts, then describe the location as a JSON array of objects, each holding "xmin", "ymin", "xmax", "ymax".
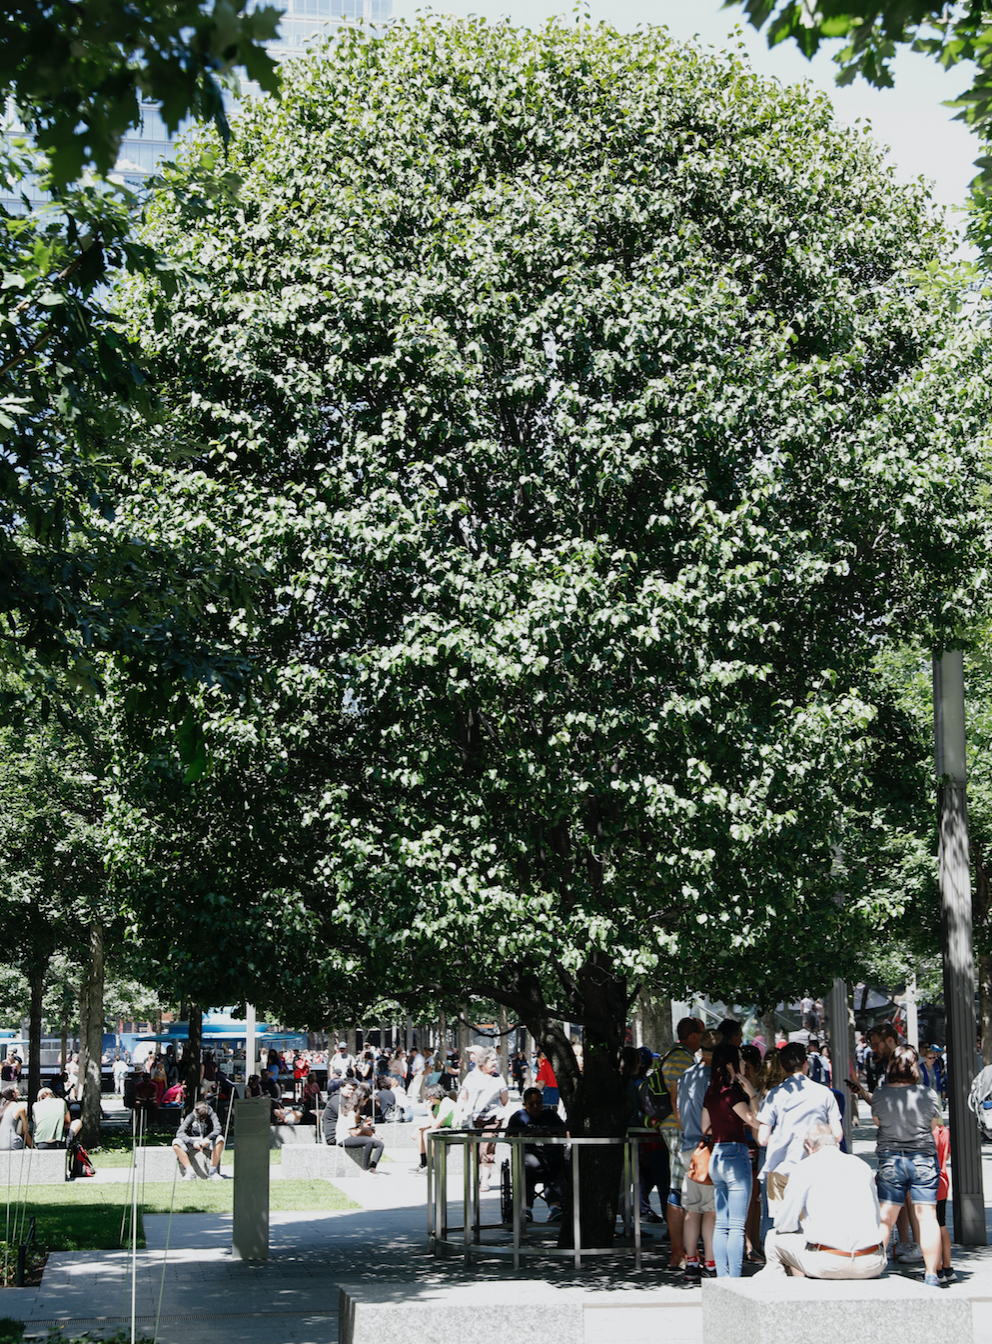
[
  {"xmin": 937, "ymin": 1199, "xmax": 946, "ymax": 1228},
  {"xmin": 875, "ymin": 1151, "xmax": 938, "ymax": 1206},
  {"xmin": 174, "ymin": 1136, "xmax": 213, "ymax": 1154},
  {"xmin": 682, "ymin": 1169, "xmax": 716, "ymax": 1213},
  {"xmin": 663, "ymin": 1128, "xmax": 686, "ymax": 1187}
]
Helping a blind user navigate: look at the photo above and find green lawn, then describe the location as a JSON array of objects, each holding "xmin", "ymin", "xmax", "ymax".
[
  {"xmin": 10, "ymin": 1179, "xmax": 358, "ymax": 1253},
  {"xmin": 92, "ymin": 1146, "xmax": 282, "ymax": 1168}
]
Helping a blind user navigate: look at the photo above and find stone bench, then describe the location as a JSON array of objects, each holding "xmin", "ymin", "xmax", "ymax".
[
  {"xmin": 0, "ymin": 1149, "xmax": 66, "ymax": 1185},
  {"xmin": 339, "ymin": 1283, "xmax": 583, "ymax": 1344},
  {"xmin": 281, "ymin": 1144, "xmax": 370, "ymax": 1180},
  {"xmin": 702, "ymin": 1275, "xmax": 972, "ymax": 1344},
  {"xmin": 129, "ymin": 1146, "xmax": 213, "ymax": 1181}
]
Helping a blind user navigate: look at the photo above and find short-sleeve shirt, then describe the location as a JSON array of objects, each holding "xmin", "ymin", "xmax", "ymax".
[
  {"xmin": 461, "ymin": 1071, "xmax": 507, "ymax": 1121},
  {"xmin": 758, "ymin": 1075, "xmax": 841, "ymax": 1175},
  {"xmin": 32, "ymin": 1097, "xmax": 67, "ymax": 1144},
  {"xmin": 703, "ymin": 1080, "xmax": 750, "ymax": 1143},
  {"xmin": 678, "ymin": 1061, "xmax": 711, "ymax": 1152},
  {"xmin": 872, "ymin": 1083, "xmax": 941, "ymax": 1155},
  {"xmin": 659, "ymin": 1044, "xmax": 696, "ymax": 1134}
]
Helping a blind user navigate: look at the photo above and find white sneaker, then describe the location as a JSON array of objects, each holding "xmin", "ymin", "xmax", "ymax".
[
  {"xmin": 182, "ymin": 1167, "xmax": 198, "ymax": 1181},
  {"xmin": 894, "ymin": 1241, "xmax": 923, "ymax": 1263},
  {"xmin": 208, "ymin": 1169, "xmax": 222, "ymax": 1180}
]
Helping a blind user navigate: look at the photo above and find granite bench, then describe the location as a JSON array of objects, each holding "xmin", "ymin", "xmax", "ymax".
[
  {"xmin": 0, "ymin": 1148, "xmax": 66, "ymax": 1185},
  {"xmin": 701, "ymin": 1275, "xmax": 972, "ymax": 1344},
  {"xmin": 339, "ymin": 1283, "xmax": 583, "ymax": 1344}
]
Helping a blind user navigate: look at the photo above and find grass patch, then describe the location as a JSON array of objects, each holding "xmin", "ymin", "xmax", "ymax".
[
  {"xmin": 14, "ymin": 1178, "xmax": 357, "ymax": 1253},
  {"xmin": 92, "ymin": 1145, "xmax": 281, "ymax": 1168},
  {"xmin": 20, "ymin": 1189, "xmax": 145, "ymax": 1252}
]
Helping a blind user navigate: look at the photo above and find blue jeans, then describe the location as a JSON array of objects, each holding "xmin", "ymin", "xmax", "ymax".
[{"xmin": 710, "ymin": 1142, "xmax": 752, "ymax": 1277}]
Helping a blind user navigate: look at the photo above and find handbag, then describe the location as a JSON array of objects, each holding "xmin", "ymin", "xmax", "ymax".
[{"xmin": 686, "ymin": 1129, "xmax": 714, "ymax": 1186}]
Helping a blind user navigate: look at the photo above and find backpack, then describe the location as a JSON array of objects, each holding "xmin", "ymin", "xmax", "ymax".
[
  {"xmin": 643, "ymin": 1045, "xmax": 684, "ymax": 1125},
  {"xmin": 968, "ymin": 1065, "xmax": 992, "ymax": 1138},
  {"xmin": 65, "ymin": 1137, "xmax": 95, "ymax": 1181}
]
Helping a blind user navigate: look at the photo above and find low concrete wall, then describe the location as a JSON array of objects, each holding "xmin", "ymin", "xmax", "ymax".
[{"xmin": 702, "ymin": 1276, "xmax": 972, "ymax": 1344}]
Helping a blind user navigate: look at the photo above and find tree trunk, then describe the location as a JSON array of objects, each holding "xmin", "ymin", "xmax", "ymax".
[
  {"xmin": 60, "ymin": 1009, "xmax": 68, "ymax": 1076},
  {"xmin": 77, "ymin": 920, "xmax": 105, "ymax": 1148},
  {"xmin": 438, "ymin": 1010, "xmax": 447, "ymax": 1060},
  {"xmin": 498, "ymin": 1005, "xmax": 509, "ymax": 1080},
  {"xmin": 639, "ymin": 993, "xmax": 674, "ymax": 1055},
  {"xmin": 498, "ymin": 952, "xmax": 632, "ymax": 1249},
  {"xmin": 763, "ymin": 1009, "xmax": 777, "ymax": 1055},
  {"xmin": 185, "ymin": 1004, "xmax": 203, "ymax": 1114},
  {"xmin": 27, "ymin": 958, "xmax": 47, "ymax": 1109}
]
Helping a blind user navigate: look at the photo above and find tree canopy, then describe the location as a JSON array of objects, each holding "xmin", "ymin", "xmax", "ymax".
[{"xmin": 111, "ymin": 14, "xmax": 992, "ymax": 1163}]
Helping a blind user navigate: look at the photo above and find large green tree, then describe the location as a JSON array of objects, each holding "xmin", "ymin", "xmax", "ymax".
[{"xmin": 115, "ymin": 19, "xmax": 992, "ymax": 1242}]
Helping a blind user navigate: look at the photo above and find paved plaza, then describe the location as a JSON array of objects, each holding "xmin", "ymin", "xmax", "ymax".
[{"xmin": 7, "ymin": 1109, "xmax": 992, "ymax": 1344}]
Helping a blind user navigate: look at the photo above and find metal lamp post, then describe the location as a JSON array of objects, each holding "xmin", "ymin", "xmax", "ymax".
[{"xmin": 933, "ymin": 649, "xmax": 986, "ymax": 1244}]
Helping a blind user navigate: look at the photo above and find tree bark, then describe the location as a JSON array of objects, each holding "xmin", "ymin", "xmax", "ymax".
[
  {"xmin": 639, "ymin": 993, "xmax": 674, "ymax": 1054},
  {"xmin": 185, "ymin": 1004, "xmax": 203, "ymax": 1113},
  {"xmin": 77, "ymin": 920, "xmax": 105, "ymax": 1148},
  {"xmin": 498, "ymin": 1004, "xmax": 509, "ymax": 1080},
  {"xmin": 762, "ymin": 1008, "xmax": 777, "ymax": 1055},
  {"xmin": 27, "ymin": 958, "xmax": 47, "ymax": 1109}
]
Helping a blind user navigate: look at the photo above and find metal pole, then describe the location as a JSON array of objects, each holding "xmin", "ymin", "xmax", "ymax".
[
  {"xmin": 934, "ymin": 649, "xmax": 986, "ymax": 1244},
  {"xmin": 906, "ymin": 974, "xmax": 919, "ymax": 1050},
  {"xmin": 827, "ymin": 979, "xmax": 853, "ymax": 1152},
  {"xmin": 245, "ymin": 1004, "xmax": 256, "ymax": 1092}
]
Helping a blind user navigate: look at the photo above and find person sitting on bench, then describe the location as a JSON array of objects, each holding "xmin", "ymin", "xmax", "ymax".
[
  {"xmin": 173, "ymin": 1102, "xmax": 226, "ymax": 1180},
  {"xmin": 33, "ymin": 1087, "xmax": 81, "ymax": 1149},
  {"xmin": 757, "ymin": 1123, "xmax": 885, "ymax": 1280}
]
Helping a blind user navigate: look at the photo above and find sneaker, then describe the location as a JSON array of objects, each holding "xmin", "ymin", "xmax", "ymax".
[
  {"xmin": 643, "ymin": 1210, "xmax": 665, "ymax": 1224},
  {"xmin": 682, "ymin": 1264, "xmax": 701, "ymax": 1285},
  {"xmin": 700, "ymin": 1265, "xmax": 717, "ymax": 1278},
  {"xmin": 939, "ymin": 1267, "xmax": 957, "ymax": 1284},
  {"xmin": 208, "ymin": 1170, "xmax": 222, "ymax": 1181},
  {"xmin": 182, "ymin": 1167, "xmax": 198, "ymax": 1181},
  {"xmin": 894, "ymin": 1240, "xmax": 923, "ymax": 1264},
  {"xmin": 924, "ymin": 1273, "xmax": 941, "ymax": 1288}
]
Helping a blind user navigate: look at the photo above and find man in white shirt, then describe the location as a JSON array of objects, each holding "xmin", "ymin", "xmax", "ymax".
[
  {"xmin": 759, "ymin": 1124, "xmax": 886, "ymax": 1279},
  {"xmin": 408, "ymin": 1048, "xmax": 426, "ymax": 1102},
  {"xmin": 758, "ymin": 1042, "xmax": 843, "ymax": 1219},
  {"xmin": 329, "ymin": 1043, "xmax": 354, "ymax": 1078}
]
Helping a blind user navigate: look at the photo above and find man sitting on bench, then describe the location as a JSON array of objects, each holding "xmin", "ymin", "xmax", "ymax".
[
  {"xmin": 173, "ymin": 1102, "xmax": 227, "ymax": 1180},
  {"xmin": 758, "ymin": 1123, "xmax": 885, "ymax": 1280}
]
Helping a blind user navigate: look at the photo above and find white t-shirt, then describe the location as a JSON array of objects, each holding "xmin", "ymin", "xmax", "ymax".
[
  {"xmin": 758, "ymin": 1075, "xmax": 841, "ymax": 1175},
  {"xmin": 461, "ymin": 1070, "xmax": 507, "ymax": 1121},
  {"xmin": 330, "ymin": 1052, "xmax": 354, "ymax": 1077}
]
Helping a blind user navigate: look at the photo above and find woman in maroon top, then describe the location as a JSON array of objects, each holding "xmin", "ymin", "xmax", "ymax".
[{"xmin": 701, "ymin": 1043, "xmax": 759, "ymax": 1277}]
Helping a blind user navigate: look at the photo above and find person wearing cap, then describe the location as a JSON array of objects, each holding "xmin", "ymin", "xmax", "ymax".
[{"xmin": 329, "ymin": 1042, "xmax": 355, "ymax": 1078}]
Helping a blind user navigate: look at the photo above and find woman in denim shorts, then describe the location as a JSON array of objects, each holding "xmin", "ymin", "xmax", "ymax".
[{"xmin": 871, "ymin": 1045, "xmax": 943, "ymax": 1287}]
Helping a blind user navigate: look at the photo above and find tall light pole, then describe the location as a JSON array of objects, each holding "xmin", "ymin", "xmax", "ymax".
[{"xmin": 933, "ymin": 649, "xmax": 986, "ymax": 1244}]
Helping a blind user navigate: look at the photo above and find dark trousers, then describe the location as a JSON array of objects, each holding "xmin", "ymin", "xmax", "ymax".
[
  {"xmin": 523, "ymin": 1149, "xmax": 565, "ymax": 1206},
  {"xmin": 342, "ymin": 1135, "xmax": 384, "ymax": 1170},
  {"xmin": 640, "ymin": 1143, "xmax": 671, "ymax": 1215}
]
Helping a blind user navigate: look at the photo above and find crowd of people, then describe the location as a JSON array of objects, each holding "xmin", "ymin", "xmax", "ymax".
[{"xmin": 619, "ymin": 1017, "xmax": 955, "ymax": 1289}]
